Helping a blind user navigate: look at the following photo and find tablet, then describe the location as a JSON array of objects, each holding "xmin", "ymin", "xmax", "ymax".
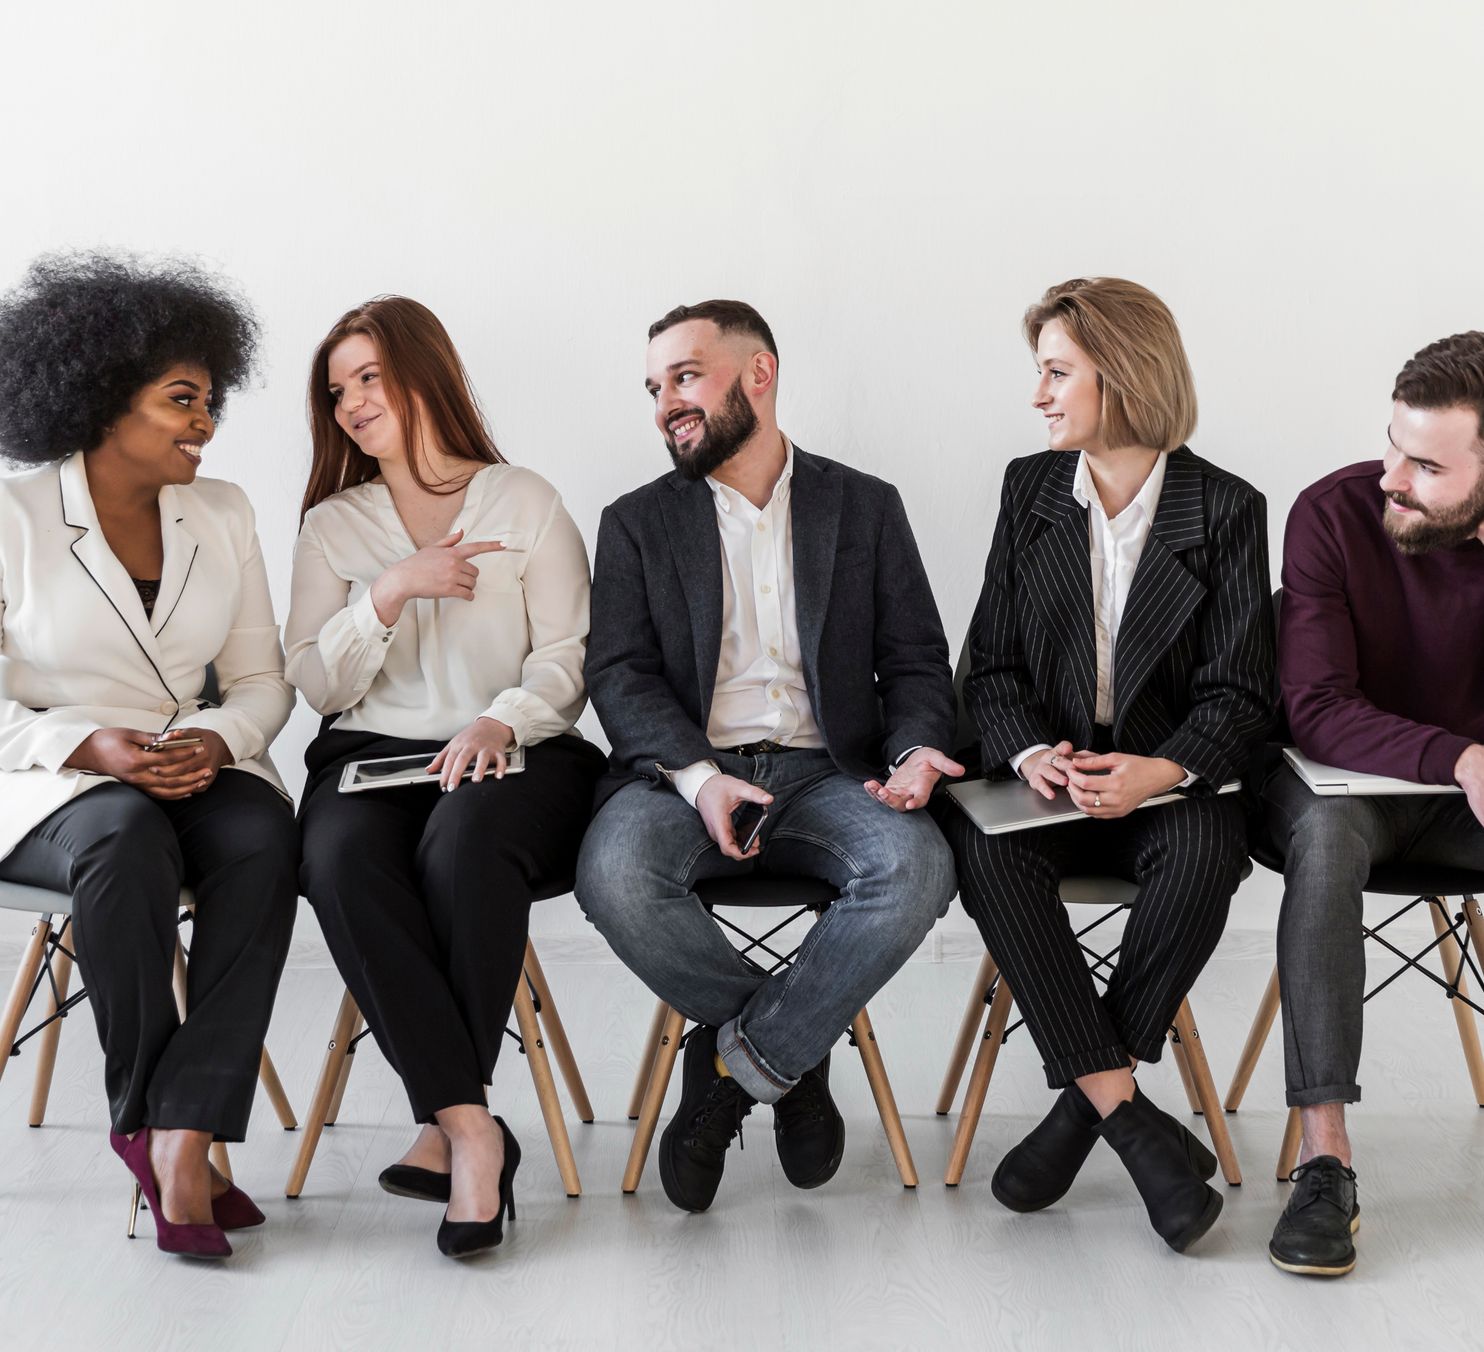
[
  {"xmin": 338, "ymin": 746, "xmax": 527, "ymax": 793},
  {"xmin": 1283, "ymin": 748, "xmax": 1462, "ymax": 797}
]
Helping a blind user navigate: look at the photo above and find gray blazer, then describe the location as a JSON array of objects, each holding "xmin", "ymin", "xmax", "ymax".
[{"xmin": 585, "ymin": 445, "xmax": 954, "ymax": 811}]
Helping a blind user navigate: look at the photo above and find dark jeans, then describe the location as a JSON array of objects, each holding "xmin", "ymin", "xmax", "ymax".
[
  {"xmin": 0, "ymin": 773, "xmax": 297, "ymax": 1140},
  {"xmin": 1266, "ymin": 764, "xmax": 1484, "ymax": 1107},
  {"xmin": 941, "ymin": 793, "xmax": 1247, "ymax": 1088},
  {"xmin": 574, "ymin": 748, "xmax": 957, "ymax": 1104},
  {"xmin": 298, "ymin": 730, "xmax": 605, "ymax": 1124}
]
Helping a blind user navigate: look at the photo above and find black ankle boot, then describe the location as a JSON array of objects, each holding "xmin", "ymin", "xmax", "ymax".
[
  {"xmin": 1095, "ymin": 1086, "xmax": 1223, "ymax": 1253},
  {"xmin": 991, "ymin": 1085, "xmax": 1101, "ymax": 1212}
]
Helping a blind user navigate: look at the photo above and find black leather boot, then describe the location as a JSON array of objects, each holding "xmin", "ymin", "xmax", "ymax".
[
  {"xmin": 1095, "ymin": 1085, "xmax": 1223, "ymax": 1252},
  {"xmin": 991, "ymin": 1084, "xmax": 1101, "ymax": 1212}
]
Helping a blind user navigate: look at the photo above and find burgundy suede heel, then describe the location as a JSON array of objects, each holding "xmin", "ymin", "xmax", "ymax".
[
  {"xmin": 110, "ymin": 1130, "xmax": 233, "ymax": 1258},
  {"xmin": 211, "ymin": 1181, "xmax": 266, "ymax": 1230}
]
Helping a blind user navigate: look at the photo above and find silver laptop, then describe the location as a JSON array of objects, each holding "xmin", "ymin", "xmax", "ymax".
[
  {"xmin": 1283, "ymin": 748, "xmax": 1462, "ymax": 797},
  {"xmin": 946, "ymin": 777, "xmax": 1240, "ymax": 835}
]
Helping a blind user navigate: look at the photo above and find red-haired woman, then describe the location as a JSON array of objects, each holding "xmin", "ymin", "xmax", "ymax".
[{"xmin": 286, "ymin": 297, "xmax": 603, "ymax": 1258}]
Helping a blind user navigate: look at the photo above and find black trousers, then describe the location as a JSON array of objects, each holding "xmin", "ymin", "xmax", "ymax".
[
  {"xmin": 298, "ymin": 730, "xmax": 605, "ymax": 1124},
  {"xmin": 0, "ymin": 773, "xmax": 297, "ymax": 1139},
  {"xmin": 940, "ymin": 792, "xmax": 1247, "ymax": 1088}
]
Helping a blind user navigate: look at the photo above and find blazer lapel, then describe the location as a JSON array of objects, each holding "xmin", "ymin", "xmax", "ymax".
[
  {"xmin": 59, "ymin": 453, "xmax": 167, "ymax": 669},
  {"xmin": 1021, "ymin": 456, "xmax": 1098, "ymax": 736},
  {"xmin": 789, "ymin": 448, "xmax": 842, "ymax": 680},
  {"xmin": 150, "ymin": 485, "xmax": 200, "ymax": 637},
  {"xmin": 1111, "ymin": 449, "xmax": 1208, "ymax": 731},
  {"xmin": 658, "ymin": 475, "xmax": 724, "ymax": 718}
]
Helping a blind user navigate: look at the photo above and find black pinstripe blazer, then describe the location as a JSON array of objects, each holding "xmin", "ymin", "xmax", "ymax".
[{"xmin": 962, "ymin": 447, "xmax": 1275, "ymax": 789}]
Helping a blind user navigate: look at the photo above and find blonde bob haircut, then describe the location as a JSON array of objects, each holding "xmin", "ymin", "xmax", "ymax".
[{"xmin": 1023, "ymin": 277, "xmax": 1197, "ymax": 453}]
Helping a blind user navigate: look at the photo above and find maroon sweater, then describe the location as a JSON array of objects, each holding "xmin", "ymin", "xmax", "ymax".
[{"xmin": 1280, "ymin": 460, "xmax": 1484, "ymax": 784}]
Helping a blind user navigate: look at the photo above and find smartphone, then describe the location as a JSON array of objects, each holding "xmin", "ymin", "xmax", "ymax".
[
  {"xmin": 145, "ymin": 736, "xmax": 204, "ymax": 752},
  {"xmin": 731, "ymin": 802, "xmax": 769, "ymax": 853}
]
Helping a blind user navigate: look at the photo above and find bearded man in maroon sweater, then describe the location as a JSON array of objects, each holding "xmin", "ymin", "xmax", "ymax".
[{"xmin": 1264, "ymin": 331, "xmax": 1484, "ymax": 1279}]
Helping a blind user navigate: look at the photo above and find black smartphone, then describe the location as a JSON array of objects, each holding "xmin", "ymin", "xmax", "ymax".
[{"xmin": 731, "ymin": 802, "xmax": 769, "ymax": 853}]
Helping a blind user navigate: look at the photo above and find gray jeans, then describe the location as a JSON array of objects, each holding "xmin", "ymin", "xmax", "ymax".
[
  {"xmin": 575, "ymin": 749, "xmax": 957, "ymax": 1104},
  {"xmin": 1266, "ymin": 765, "xmax": 1484, "ymax": 1107}
]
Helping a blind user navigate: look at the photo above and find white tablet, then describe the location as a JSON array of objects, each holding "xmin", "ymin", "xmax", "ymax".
[
  {"xmin": 338, "ymin": 746, "xmax": 527, "ymax": 793},
  {"xmin": 1283, "ymin": 748, "xmax": 1462, "ymax": 797}
]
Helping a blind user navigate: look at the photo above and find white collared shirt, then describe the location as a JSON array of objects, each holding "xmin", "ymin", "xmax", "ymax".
[
  {"xmin": 671, "ymin": 440, "xmax": 824, "ymax": 807},
  {"xmin": 1012, "ymin": 451, "xmax": 1191, "ymax": 786}
]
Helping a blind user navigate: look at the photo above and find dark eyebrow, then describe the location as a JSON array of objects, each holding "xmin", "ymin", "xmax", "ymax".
[
  {"xmin": 1385, "ymin": 423, "xmax": 1445, "ymax": 469},
  {"xmin": 166, "ymin": 378, "xmax": 202, "ymax": 392},
  {"xmin": 329, "ymin": 361, "xmax": 378, "ymax": 390}
]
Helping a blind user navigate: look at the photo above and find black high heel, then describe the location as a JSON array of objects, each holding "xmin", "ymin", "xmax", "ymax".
[{"xmin": 436, "ymin": 1115, "xmax": 521, "ymax": 1258}]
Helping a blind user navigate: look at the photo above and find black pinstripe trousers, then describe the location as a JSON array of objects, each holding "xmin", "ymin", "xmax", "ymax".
[{"xmin": 941, "ymin": 794, "xmax": 1247, "ymax": 1088}]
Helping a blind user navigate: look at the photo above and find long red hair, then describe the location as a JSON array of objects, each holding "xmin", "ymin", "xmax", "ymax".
[{"xmin": 300, "ymin": 295, "xmax": 505, "ymax": 520}]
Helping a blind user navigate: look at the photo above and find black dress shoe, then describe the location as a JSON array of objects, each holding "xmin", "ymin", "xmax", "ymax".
[
  {"xmin": 774, "ymin": 1053, "xmax": 846, "ymax": 1189},
  {"xmin": 1268, "ymin": 1156, "xmax": 1359, "ymax": 1277},
  {"xmin": 658, "ymin": 1025, "xmax": 755, "ymax": 1213},
  {"xmin": 378, "ymin": 1164, "xmax": 452, "ymax": 1203},
  {"xmin": 1095, "ymin": 1085, "xmax": 1223, "ymax": 1253},
  {"xmin": 991, "ymin": 1084, "xmax": 1101, "ymax": 1212},
  {"xmin": 437, "ymin": 1116, "xmax": 521, "ymax": 1258}
]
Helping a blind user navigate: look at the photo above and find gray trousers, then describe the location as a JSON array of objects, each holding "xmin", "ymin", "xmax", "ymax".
[{"xmin": 1266, "ymin": 765, "xmax": 1484, "ymax": 1107}]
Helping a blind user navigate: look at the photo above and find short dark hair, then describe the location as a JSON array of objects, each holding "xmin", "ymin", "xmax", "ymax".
[
  {"xmin": 0, "ymin": 251, "xmax": 259, "ymax": 465},
  {"xmin": 647, "ymin": 299, "xmax": 778, "ymax": 360},
  {"xmin": 1393, "ymin": 331, "xmax": 1484, "ymax": 444}
]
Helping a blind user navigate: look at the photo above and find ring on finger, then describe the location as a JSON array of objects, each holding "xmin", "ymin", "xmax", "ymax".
[{"xmin": 1094, "ymin": 794, "xmax": 1102, "ymax": 808}]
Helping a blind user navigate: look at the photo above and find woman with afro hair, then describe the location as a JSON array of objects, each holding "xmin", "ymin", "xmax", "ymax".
[{"xmin": 0, "ymin": 253, "xmax": 298, "ymax": 1259}]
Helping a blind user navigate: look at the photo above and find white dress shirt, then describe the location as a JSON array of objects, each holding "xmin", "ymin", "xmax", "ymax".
[
  {"xmin": 1012, "ymin": 451, "xmax": 1192, "ymax": 786},
  {"xmin": 671, "ymin": 441, "xmax": 825, "ymax": 806},
  {"xmin": 285, "ymin": 463, "xmax": 590, "ymax": 746}
]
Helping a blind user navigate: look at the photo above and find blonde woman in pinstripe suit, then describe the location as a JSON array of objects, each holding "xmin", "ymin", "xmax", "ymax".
[{"xmin": 940, "ymin": 278, "xmax": 1274, "ymax": 1253}]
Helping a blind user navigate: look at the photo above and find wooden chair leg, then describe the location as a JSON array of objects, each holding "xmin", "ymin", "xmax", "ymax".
[
  {"xmin": 209, "ymin": 1140, "xmax": 233, "ymax": 1181},
  {"xmin": 936, "ymin": 954, "xmax": 997, "ymax": 1116},
  {"xmin": 27, "ymin": 926, "xmax": 75, "ymax": 1126},
  {"xmin": 626, "ymin": 1000, "xmax": 669, "ymax": 1121},
  {"xmin": 0, "ymin": 919, "xmax": 52, "ymax": 1091},
  {"xmin": 1224, "ymin": 964, "xmax": 1281, "ymax": 1112},
  {"xmin": 1277, "ymin": 1105, "xmax": 1303, "ymax": 1180},
  {"xmin": 851, "ymin": 1006, "xmax": 918, "ymax": 1188},
  {"xmin": 1167, "ymin": 1024, "xmax": 1202, "ymax": 1114},
  {"xmin": 1429, "ymin": 898, "xmax": 1484, "ymax": 1104},
  {"xmin": 285, "ymin": 990, "xmax": 359, "ymax": 1198},
  {"xmin": 945, "ymin": 976, "xmax": 1014, "ymax": 1186},
  {"xmin": 1463, "ymin": 896, "xmax": 1484, "ymax": 974},
  {"xmin": 324, "ymin": 1013, "xmax": 363, "ymax": 1127},
  {"xmin": 258, "ymin": 1046, "xmax": 298, "ymax": 1130},
  {"xmin": 171, "ymin": 938, "xmax": 189, "ymax": 1020},
  {"xmin": 1170, "ymin": 999, "xmax": 1242, "ymax": 1186},
  {"xmin": 512, "ymin": 976, "xmax": 581, "ymax": 1197},
  {"xmin": 622, "ymin": 1005, "xmax": 684, "ymax": 1193},
  {"xmin": 523, "ymin": 943, "xmax": 595, "ymax": 1124}
]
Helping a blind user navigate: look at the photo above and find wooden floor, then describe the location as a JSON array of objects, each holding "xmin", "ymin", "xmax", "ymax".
[{"xmin": 2, "ymin": 915, "xmax": 1482, "ymax": 1352}]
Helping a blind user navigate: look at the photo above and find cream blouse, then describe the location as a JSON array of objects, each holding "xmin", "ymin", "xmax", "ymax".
[{"xmin": 284, "ymin": 463, "xmax": 590, "ymax": 746}]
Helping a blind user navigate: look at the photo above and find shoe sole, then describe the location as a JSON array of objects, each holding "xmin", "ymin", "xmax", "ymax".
[
  {"xmin": 657, "ymin": 1128, "xmax": 714, "ymax": 1213},
  {"xmin": 1167, "ymin": 1185, "xmax": 1224, "ymax": 1254},
  {"xmin": 379, "ymin": 1178, "xmax": 450, "ymax": 1203},
  {"xmin": 989, "ymin": 1171, "xmax": 1068, "ymax": 1214}
]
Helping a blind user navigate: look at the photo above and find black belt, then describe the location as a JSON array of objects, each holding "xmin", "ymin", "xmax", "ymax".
[{"xmin": 724, "ymin": 739, "xmax": 802, "ymax": 757}]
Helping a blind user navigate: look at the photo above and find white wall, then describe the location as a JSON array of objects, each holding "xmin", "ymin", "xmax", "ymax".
[{"xmin": 2, "ymin": 0, "xmax": 1481, "ymax": 944}]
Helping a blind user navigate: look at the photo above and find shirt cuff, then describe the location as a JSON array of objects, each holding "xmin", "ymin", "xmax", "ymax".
[
  {"xmin": 671, "ymin": 759, "xmax": 721, "ymax": 809},
  {"xmin": 1176, "ymin": 768, "xmax": 1196, "ymax": 789},
  {"xmin": 892, "ymin": 745, "xmax": 924, "ymax": 770},
  {"xmin": 1010, "ymin": 744, "xmax": 1052, "ymax": 779},
  {"xmin": 351, "ymin": 588, "xmax": 398, "ymax": 645}
]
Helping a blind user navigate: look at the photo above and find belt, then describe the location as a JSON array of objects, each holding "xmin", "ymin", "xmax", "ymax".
[{"xmin": 724, "ymin": 739, "xmax": 802, "ymax": 757}]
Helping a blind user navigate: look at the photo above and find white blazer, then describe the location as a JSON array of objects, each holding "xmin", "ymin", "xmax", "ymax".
[{"xmin": 0, "ymin": 452, "xmax": 293, "ymax": 861}]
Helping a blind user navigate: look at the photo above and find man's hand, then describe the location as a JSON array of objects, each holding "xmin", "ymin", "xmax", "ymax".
[
  {"xmin": 1021, "ymin": 740, "xmax": 1075, "ymax": 801},
  {"xmin": 1065, "ymin": 751, "xmax": 1187, "ymax": 819},
  {"xmin": 64, "ymin": 726, "xmax": 231, "ymax": 800},
  {"xmin": 695, "ymin": 773, "xmax": 774, "ymax": 861},
  {"xmin": 427, "ymin": 717, "xmax": 516, "ymax": 790},
  {"xmin": 1456, "ymin": 744, "xmax": 1484, "ymax": 828},
  {"xmin": 864, "ymin": 747, "xmax": 965, "ymax": 813}
]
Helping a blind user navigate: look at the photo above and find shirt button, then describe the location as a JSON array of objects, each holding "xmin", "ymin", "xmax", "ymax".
[
  {"xmin": 760, "ymin": 584, "xmax": 771, "ymax": 595},
  {"xmin": 381, "ymin": 635, "xmax": 390, "ymax": 643},
  {"xmin": 756, "ymin": 522, "xmax": 766, "ymax": 532},
  {"xmin": 768, "ymin": 646, "xmax": 778, "ymax": 657},
  {"xmin": 771, "ymin": 690, "xmax": 781, "ymax": 700}
]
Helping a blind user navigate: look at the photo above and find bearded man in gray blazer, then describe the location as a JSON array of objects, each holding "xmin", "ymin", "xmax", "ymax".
[{"xmin": 576, "ymin": 300, "xmax": 960, "ymax": 1213}]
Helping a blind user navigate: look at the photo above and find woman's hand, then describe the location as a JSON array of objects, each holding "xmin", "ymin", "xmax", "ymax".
[
  {"xmin": 426, "ymin": 717, "xmax": 515, "ymax": 791},
  {"xmin": 64, "ymin": 726, "xmax": 232, "ymax": 800},
  {"xmin": 1064, "ymin": 752, "xmax": 1187, "ymax": 819},
  {"xmin": 369, "ymin": 529, "xmax": 508, "ymax": 626},
  {"xmin": 1021, "ymin": 740, "xmax": 1075, "ymax": 801}
]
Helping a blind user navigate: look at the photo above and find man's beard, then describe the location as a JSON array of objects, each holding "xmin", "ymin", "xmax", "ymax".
[
  {"xmin": 664, "ymin": 377, "xmax": 758, "ymax": 481},
  {"xmin": 1383, "ymin": 471, "xmax": 1484, "ymax": 555}
]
